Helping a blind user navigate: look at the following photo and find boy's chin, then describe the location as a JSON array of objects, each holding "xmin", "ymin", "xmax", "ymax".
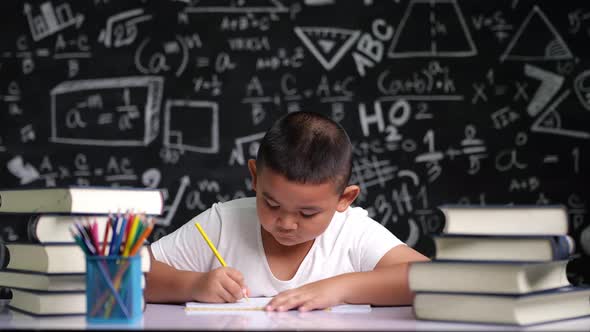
[
  {"xmin": 272, "ymin": 235, "xmax": 300, "ymax": 247},
  {"xmin": 272, "ymin": 234, "xmax": 312, "ymax": 248},
  {"xmin": 272, "ymin": 234, "xmax": 301, "ymax": 247}
]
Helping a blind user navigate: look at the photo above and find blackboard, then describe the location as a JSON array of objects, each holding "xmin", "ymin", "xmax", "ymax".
[{"xmin": 0, "ymin": 0, "xmax": 589, "ymax": 284}]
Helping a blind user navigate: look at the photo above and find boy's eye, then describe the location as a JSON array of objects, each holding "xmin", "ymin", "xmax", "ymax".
[
  {"xmin": 265, "ymin": 200, "xmax": 279, "ymax": 209},
  {"xmin": 300, "ymin": 212, "xmax": 317, "ymax": 218}
]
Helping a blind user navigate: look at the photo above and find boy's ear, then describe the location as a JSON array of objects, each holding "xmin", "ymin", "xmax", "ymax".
[
  {"xmin": 247, "ymin": 159, "xmax": 257, "ymax": 192},
  {"xmin": 336, "ymin": 185, "xmax": 360, "ymax": 212}
]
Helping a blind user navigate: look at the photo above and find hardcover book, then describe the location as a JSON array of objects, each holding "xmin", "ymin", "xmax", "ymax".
[
  {"xmin": 0, "ymin": 187, "xmax": 163, "ymax": 215},
  {"xmin": 0, "ymin": 243, "xmax": 150, "ymax": 274},
  {"xmin": 413, "ymin": 287, "xmax": 590, "ymax": 325},
  {"xmin": 409, "ymin": 260, "xmax": 570, "ymax": 294},
  {"xmin": 438, "ymin": 205, "xmax": 568, "ymax": 236},
  {"xmin": 433, "ymin": 235, "xmax": 574, "ymax": 262}
]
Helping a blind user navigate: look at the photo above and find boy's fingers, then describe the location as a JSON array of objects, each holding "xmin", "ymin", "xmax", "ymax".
[
  {"xmin": 225, "ymin": 268, "xmax": 249, "ymax": 294},
  {"xmin": 268, "ymin": 292, "xmax": 304, "ymax": 311},
  {"xmin": 225, "ymin": 268, "xmax": 245, "ymax": 284},
  {"xmin": 222, "ymin": 278, "xmax": 245, "ymax": 301},
  {"xmin": 298, "ymin": 299, "xmax": 322, "ymax": 312},
  {"xmin": 218, "ymin": 286, "xmax": 237, "ymax": 303}
]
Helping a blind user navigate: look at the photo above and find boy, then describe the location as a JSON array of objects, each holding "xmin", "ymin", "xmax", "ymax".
[{"xmin": 145, "ymin": 111, "xmax": 429, "ymax": 311}]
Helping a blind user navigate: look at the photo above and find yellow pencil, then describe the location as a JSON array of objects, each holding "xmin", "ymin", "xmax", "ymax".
[
  {"xmin": 122, "ymin": 214, "xmax": 141, "ymax": 256},
  {"xmin": 195, "ymin": 222, "xmax": 249, "ymax": 301}
]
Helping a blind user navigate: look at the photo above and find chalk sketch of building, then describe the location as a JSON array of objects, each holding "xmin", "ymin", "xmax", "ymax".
[
  {"xmin": 500, "ymin": 6, "xmax": 573, "ymax": 62},
  {"xmin": 50, "ymin": 76, "xmax": 164, "ymax": 146},
  {"xmin": 388, "ymin": 0, "xmax": 476, "ymax": 58},
  {"xmin": 24, "ymin": 2, "xmax": 84, "ymax": 42},
  {"xmin": 184, "ymin": 0, "xmax": 288, "ymax": 13},
  {"xmin": 531, "ymin": 89, "xmax": 590, "ymax": 139},
  {"xmin": 295, "ymin": 27, "xmax": 360, "ymax": 71},
  {"xmin": 163, "ymin": 100, "xmax": 219, "ymax": 154}
]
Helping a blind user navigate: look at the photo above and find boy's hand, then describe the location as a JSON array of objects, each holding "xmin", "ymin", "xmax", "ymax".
[
  {"xmin": 192, "ymin": 267, "xmax": 249, "ymax": 303},
  {"xmin": 266, "ymin": 278, "xmax": 345, "ymax": 312}
]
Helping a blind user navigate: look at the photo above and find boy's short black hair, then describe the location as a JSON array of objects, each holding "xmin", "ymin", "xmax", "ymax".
[{"xmin": 256, "ymin": 111, "xmax": 352, "ymax": 193}]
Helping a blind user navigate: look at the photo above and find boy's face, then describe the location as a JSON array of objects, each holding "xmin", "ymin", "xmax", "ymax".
[{"xmin": 248, "ymin": 160, "xmax": 359, "ymax": 248}]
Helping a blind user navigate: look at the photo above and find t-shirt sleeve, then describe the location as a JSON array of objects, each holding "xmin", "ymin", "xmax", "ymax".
[
  {"xmin": 350, "ymin": 208, "xmax": 405, "ymax": 272},
  {"xmin": 150, "ymin": 203, "xmax": 222, "ymax": 272}
]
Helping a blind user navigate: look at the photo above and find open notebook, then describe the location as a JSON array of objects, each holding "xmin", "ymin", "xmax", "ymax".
[{"xmin": 185, "ymin": 297, "xmax": 371, "ymax": 313}]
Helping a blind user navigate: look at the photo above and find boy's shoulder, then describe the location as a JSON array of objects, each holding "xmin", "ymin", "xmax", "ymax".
[
  {"xmin": 212, "ymin": 197, "xmax": 259, "ymax": 226},
  {"xmin": 331, "ymin": 205, "xmax": 375, "ymax": 231},
  {"xmin": 321, "ymin": 205, "xmax": 395, "ymax": 247},
  {"xmin": 341, "ymin": 205, "xmax": 370, "ymax": 220},
  {"xmin": 215, "ymin": 197, "xmax": 256, "ymax": 210},
  {"xmin": 334, "ymin": 205, "xmax": 392, "ymax": 235}
]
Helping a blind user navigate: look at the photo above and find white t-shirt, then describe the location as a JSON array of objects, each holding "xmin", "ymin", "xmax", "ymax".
[{"xmin": 150, "ymin": 197, "xmax": 404, "ymax": 297}]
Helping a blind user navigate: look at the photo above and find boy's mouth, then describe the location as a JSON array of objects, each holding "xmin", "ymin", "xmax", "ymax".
[{"xmin": 275, "ymin": 229, "xmax": 296, "ymax": 239}]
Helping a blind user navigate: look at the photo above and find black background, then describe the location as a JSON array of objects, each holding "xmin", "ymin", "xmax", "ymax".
[{"xmin": 0, "ymin": 0, "xmax": 589, "ymax": 284}]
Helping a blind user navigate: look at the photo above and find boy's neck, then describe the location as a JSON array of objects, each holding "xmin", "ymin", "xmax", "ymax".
[{"xmin": 261, "ymin": 228, "xmax": 315, "ymax": 281}]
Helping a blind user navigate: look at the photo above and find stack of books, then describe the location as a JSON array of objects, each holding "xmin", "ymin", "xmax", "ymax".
[
  {"xmin": 410, "ymin": 205, "xmax": 590, "ymax": 326},
  {"xmin": 0, "ymin": 187, "xmax": 163, "ymax": 316}
]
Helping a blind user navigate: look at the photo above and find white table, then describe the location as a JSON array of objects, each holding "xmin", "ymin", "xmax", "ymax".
[{"xmin": 1, "ymin": 303, "xmax": 590, "ymax": 330}]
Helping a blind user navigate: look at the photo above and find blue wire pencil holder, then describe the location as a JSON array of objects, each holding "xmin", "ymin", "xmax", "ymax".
[{"xmin": 86, "ymin": 255, "xmax": 142, "ymax": 324}]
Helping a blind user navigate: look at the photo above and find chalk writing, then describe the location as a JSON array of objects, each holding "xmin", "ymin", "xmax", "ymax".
[{"xmin": 0, "ymin": 0, "xmax": 588, "ymax": 284}]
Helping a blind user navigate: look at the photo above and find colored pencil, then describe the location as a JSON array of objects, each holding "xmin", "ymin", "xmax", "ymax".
[
  {"xmin": 195, "ymin": 222, "xmax": 249, "ymax": 301},
  {"xmin": 129, "ymin": 218, "xmax": 155, "ymax": 256}
]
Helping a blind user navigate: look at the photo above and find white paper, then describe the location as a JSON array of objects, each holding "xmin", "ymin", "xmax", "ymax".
[{"xmin": 185, "ymin": 297, "xmax": 371, "ymax": 313}]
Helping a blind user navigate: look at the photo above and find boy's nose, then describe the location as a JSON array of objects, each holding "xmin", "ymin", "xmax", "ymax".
[{"xmin": 277, "ymin": 214, "xmax": 298, "ymax": 230}]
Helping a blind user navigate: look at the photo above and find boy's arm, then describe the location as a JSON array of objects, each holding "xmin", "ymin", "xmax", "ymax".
[
  {"xmin": 266, "ymin": 245, "xmax": 429, "ymax": 311},
  {"xmin": 144, "ymin": 247, "xmax": 201, "ymax": 303},
  {"xmin": 144, "ymin": 247, "xmax": 248, "ymax": 303},
  {"xmin": 348, "ymin": 244, "xmax": 430, "ymax": 305}
]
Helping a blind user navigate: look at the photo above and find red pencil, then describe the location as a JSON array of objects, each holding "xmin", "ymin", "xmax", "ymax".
[
  {"xmin": 90, "ymin": 219, "xmax": 100, "ymax": 254},
  {"xmin": 100, "ymin": 214, "xmax": 113, "ymax": 256}
]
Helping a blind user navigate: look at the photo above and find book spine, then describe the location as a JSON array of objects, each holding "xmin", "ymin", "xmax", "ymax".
[
  {"xmin": 158, "ymin": 190, "xmax": 165, "ymax": 215},
  {"xmin": 0, "ymin": 243, "xmax": 9, "ymax": 269},
  {"xmin": 553, "ymin": 236, "xmax": 574, "ymax": 260},
  {"xmin": 0, "ymin": 214, "xmax": 34, "ymax": 243},
  {"xmin": 26, "ymin": 215, "xmax": 42, "ymax": 243},
  {"xmin": 0, "ymin": 287, "xmax": 10, "ymax": 299}
]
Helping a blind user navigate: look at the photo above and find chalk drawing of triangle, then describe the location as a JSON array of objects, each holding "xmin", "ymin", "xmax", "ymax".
[
  {"xmin": 295, "ymin": 27, "xmax": 360, "ymax": 71},
  {"xmin": 318, "ymin": 40, "xmax": 336, "ymax": 53},
  {"xmin": 501, "ymin": 6, "xmax": 573, "ymax": 62},
  {"xmin": 388, "ymin": 0, "xmax": 477, "ymax": 58},
  {"xmin": 531, "ymin": 89, "xmax": 590, "ymax": 139}
]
